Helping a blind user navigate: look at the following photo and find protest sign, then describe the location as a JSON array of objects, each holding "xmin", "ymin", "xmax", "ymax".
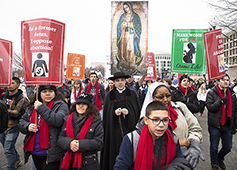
[
  {"xmin": 145, "ymin": 52, "xmax": 157, "ymax": 80},
  {"xmin": 0, "ymin": 39, "xmax": 12, "ymax": 86},
  {"xmin": 204, "ymin": 29, "xmax": 225, "ymax": 81},
  {"xmin": 171, "ymin": 29, "xmax": 208, "ymax": 74},
  {"xmin": 21, "ymin": 18, "xmax": 65, "ymax": 85},
  {"xmin": 161, "ymin": 69, "xmax": 168, "ymax": 79},
  {"xmin": 66, "ymin": 53, "xmax": 85, "ymax": 79}
]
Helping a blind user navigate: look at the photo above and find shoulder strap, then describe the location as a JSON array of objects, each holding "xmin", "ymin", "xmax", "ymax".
[
  {"xmin": 53, "ymin": 102, "xmax": 63, "ymax": 112},
  {"xmin": 175, "ymin": 102, "xmax": 185, "ymax": 116}
]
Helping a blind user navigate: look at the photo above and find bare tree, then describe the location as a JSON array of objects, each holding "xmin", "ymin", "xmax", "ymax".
[
  {"xmin": 207, "ymin": 0, "xmax": 237, "ymax": 33},
  {"xmin": 13, "ymin": 51, "xmax": 23, "ymax": 71}
]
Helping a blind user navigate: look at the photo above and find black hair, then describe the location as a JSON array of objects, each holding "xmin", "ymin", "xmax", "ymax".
[
  {"xmin": 152, "ymin": 85, "xmax": 171, "ymax": 98},
  {"xmin": 145, "ymin": 101, "xmax": 168, "ymax": 117},
  {"xmin": 179, "ymin": 75, "xmax": 190, "ymax": 84},
  {"xmin": 217, "ymin": 73, "xmax": 230, "ymax": 81},
  {"xmin": 12, "ymin": 77, "xmax": 21, "ymax": 84},
  {"xmin": 89, "ymin": 72, "xmax": 98, "ymax": 78},
  {"xmin": 70, "ymin": 103, "xmax": 101, "ymax": 119}
]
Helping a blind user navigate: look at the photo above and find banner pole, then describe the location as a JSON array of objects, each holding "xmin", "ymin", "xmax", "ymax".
[{"xmin": 35, "ymin": 85, "xmax": 39, "ymax": 124}]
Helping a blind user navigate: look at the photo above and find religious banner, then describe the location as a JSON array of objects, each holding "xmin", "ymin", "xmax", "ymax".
[
  {"xmin": 0, "ymin": 38, "xmax": 12, "ymax": 86},
  {"xmin": 111, "ymin": 1, "xmax": 148, "ymax": 75},
  {"xmin": 145, "ymin": 52, "xmax": 157, "ymax": 80},
  {"xmin": 161, "ymin": 69, "xmax": 168, "ymax": 79},
  {"xmin": 21, "ymin": 18, "xmax": 65, "ymax": 85},
  {"xmin": 204, "ymin": 29, "xmax": 226, "ymax": 81},
  {"xmin": 66, "ymin": 53, "xmax": 85, "ymax": 79},
  {"xmin": 171, "ymin": 29, "xmax": 208, "ymax": 74}
]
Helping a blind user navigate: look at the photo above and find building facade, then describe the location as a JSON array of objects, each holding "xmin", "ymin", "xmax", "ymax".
[
  {"xmin": 154, "ymin": 51, "xmax": 171, "ymax": 77},
  {"xmin": 223, "ymin": 29, "xmax": 237, "ymax": 79}
]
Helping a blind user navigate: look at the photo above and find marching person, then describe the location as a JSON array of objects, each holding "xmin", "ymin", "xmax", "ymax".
[
  {"xmin": 140, "ymin": 82, "xmax": 205, "ymax": 169},
  {"xmin": 100, "ymin": 72, "xmax": 141, "ymax": 170},
  {"xmin": 19, "ymin": 85, "xmax": 68, "ymax": 170},
  {"xmin": 171, "ymin": 75, "xmax": 199, "ymax": 114},
  {"xmin": 70, "ymin": 79, "xmax": 84, "ymax": 105},
  {"xmin": 0, "ymin": 77, "xmax": 28, "ymax": 170},
  {"xmin": 206, "ymin": 74, "xmax": 237, "ymax": 170},
  {"xmin": 58, "ymin": 92, "xmax": 103, "ymax": 170}
]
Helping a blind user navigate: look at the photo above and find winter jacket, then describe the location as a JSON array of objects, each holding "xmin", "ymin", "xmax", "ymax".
[
  {"xmin": 19, "ymin": 100, "xmax": 69, "ymax": 164},
  {"xmin": 171, "ymin": 87, "xmax": 199, "ymax": 114},
  {"xmin": 84, "ymin": 82, "xmax": 106, "ymax": 105},
  {"xmin": 58, "ymin": 114, "xmax": 104, "ymax": 170},
  {"xmin": 114, "ymin": 120, "xmax": 191, "ymax": 170},
  {"xmin": 206, "ymin": 86, "xmax": 237, "ymax": 132}
]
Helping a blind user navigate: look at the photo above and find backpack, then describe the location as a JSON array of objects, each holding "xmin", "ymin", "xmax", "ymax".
[{"xmin": 0, "ymin": 100, "xmax": 8, "ymax": 133}]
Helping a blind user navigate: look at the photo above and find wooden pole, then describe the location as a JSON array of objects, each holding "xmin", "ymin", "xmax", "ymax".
[{"xmin": 35, "ymin": 85, "xmax": 39, "ymax": 124}]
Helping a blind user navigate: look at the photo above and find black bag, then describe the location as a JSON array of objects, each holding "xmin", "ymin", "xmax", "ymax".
[{"xmin": 0, "ymin": 100, "xmax": 8, "ymax": 133}]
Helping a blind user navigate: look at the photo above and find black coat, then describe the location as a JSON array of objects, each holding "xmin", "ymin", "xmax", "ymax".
[
  {"xmin": 206, "ymin": 86, "xmax": 237, "ymax": 132},
  {"xmin": 100, "ymin": 88, "xmax": 141, "ymax": 170},
  {"xmin": 58, "ymin": 113, "xmax": 103, "ymax": 170},
  {"xmin": 19, "ymin": 100, "xmax": 69, "ymax": 164},
  {"xmin": 171, "ymin": 87, "xmax": 199, "ymax": 114}
]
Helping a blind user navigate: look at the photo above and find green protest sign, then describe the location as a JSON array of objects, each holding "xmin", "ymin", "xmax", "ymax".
[{"xmin": 171, "ymin": 29, "xmax": 208, "ymax": 74}]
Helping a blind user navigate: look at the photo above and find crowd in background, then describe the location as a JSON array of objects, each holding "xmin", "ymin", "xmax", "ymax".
[{"xmin": 0, "ymin": 72, "xmax": 237, "ymax": 170}]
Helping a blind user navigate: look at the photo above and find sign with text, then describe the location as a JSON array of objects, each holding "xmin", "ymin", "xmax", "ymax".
[
  {"xmin": 21, "ymin": 18, "xmax": 65, "ymax": 85},
  {"xmin": 161, "ymin": 69, "xmax": 168, "ymax": 79},
  {"xmin": 171, "ymin": 29, "xmax": 208, "ymax": 74},
  {"xmin": 66, "ymin": 53, "xmax": 85, "ymax": 79},
  {"xmin": 145, "ymin": 52, "xmax": 157, "ymax": 80},
  {"xmin": 204, "ymin": 29, "xmax": 225, "ymax": 81},
  {"xmin": 0, "ymin": 39, "xmax": 12, "ymax": 86}
]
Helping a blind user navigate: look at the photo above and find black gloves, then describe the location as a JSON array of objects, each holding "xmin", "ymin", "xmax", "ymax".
[
  {"xmin": 183, "ymin": 140, "xmax": 205, "ymax": 169},
  {"xmin": 221, "ymin": 97, "xmax": 228, "ymax": 105}
]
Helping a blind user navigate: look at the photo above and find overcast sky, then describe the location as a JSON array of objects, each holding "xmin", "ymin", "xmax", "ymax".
[{"xmin": 0, "ymin": 0, "xmax": 214, "ymax": 66}]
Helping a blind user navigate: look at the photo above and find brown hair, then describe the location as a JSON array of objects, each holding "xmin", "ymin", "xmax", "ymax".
[{"xmin": 73, "ymin": 79, "xmax": 84, "ymax": 91}]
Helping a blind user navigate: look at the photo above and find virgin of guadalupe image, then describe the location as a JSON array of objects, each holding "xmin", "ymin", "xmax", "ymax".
[
  {"xmin": 32, "ymin": 53, "xmax": 49, "ymax": 77},
  {"xmin": 117, "ymin": 2, "xmax": 142, "ymax": 72},
  {"xmin": 183, "ymin": 43, "xmax": 196, "ymax": 63}
]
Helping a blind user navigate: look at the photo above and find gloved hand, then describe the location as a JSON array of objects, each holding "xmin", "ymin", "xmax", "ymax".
[
  {"xmin": 183, "ymin": 140, "xmax": 205, "ymax": 169},
  {"xmin": 221, "ymin": 97, "xmax": 228, "ymax": 105}
]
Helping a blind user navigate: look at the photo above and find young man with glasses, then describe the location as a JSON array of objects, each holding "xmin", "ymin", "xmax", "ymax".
[
  {"xmin": 114, "ymin": 101, "xmax": 193, "ymax": 170},
  {"xmin": 206, "ymin": 74, "xmax": 237, "ymax": 170}
]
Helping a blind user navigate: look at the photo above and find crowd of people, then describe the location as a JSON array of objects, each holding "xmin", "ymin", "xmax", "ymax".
[{"xmin": 0, "ymin": 72, "xmax": 237, "ymax": 170}]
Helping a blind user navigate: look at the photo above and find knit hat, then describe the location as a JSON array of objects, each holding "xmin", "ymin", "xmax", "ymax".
[
  {"xmin": 179, "ymin": 75, "xmax": 190, "ymax": 84},
  {"xmin": 38, "ymin": 85, "xmax": 57, "ymax": 101},
  {"xmin": 75, "ymin": 92, "xmax": 93, "ymax": 105}
]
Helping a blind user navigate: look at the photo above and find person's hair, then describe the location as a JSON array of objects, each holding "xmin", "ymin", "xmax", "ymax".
[
  {"xmin": 152, "ymin": 85, "xmax": 171, "ymax": 98},
  {"xmin": 217, "ymin": 73, "xmax": 230, "ymax": 82},
  {"xmin": 145, "ymin": 101, "xmax": 168, "ymax": 117},
  {"xmin": 179, "ymin": 75, "xmax": 190, "ymax": 84},
  {"xmin": 89, "ymin": 72, "xmax": 98, "ymax": 78},
  {"xmin": 73, "ymin": 79, "xmax": 84, "ymax": 91},
  {"xmin": 163, "ymin": 78, "xmax": 171, "ymax": 86},
  {"xmin": 105, "ymin": 80, "xmax": 115, "ymax": 92},
  {"xmin": 13, "ymin": 77, "xmax": 21, "ymax": 84},
  {"xmin": 70, "ymin": 103, "xmax": 101, "ymax": 119},
  {"xmin": 26, "ymin": 90, "xmax": 66, "ymax": 110},
  {"xmin": 199, "ymin": 83, "xmax": 206, "ymax": 93}
]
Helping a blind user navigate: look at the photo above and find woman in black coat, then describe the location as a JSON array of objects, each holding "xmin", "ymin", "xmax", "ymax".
[
  {"xmin": 19, "ymin": 85, "xmax": 69, "ymax": 170},
  {"xmin": 58, "ymin": 92, "xmax": 103, "ymax": 170},
  {"xmin": 171, "ymin": 75, "xmax": 199, "ymax": 114}
]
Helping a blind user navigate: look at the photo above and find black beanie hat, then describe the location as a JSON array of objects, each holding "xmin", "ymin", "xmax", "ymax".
[
  {"xmin": 38, "ymin": 85, "xmax": 57, "ymax": 101},
  {"xmin": 179, "ymin": 75, "xmax": 190, "ymax": 84}
]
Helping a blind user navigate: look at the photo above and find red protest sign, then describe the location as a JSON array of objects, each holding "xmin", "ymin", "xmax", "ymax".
[
  {"xmin": 66, "ymin": 53, "xmax": 85, "ymax": 79},
  {"xmin": 21, "ymin": 18, "xmax": 65, "ymax": 85},
  {"xmin": 204, "ymin": 29, "xmax": 225, "ymax": 81},
  {"xmin": 145, "ymin": 52, "xmax": 157, "ymax": 80},
  {"xmin": 0, "ymin": 39, "xmax": 12, "ymax": 86}
]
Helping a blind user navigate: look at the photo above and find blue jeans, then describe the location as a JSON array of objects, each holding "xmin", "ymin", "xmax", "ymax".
[
  {"xmin": 208, "ymin": 125, "xmax": 233, "ymax": 165},
  {"xmin": 0, "ymin": 127, "xmax": 20, "ymax": 170}
]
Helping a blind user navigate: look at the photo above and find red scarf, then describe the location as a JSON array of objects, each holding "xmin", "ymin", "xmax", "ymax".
[
  {"xmin": 179, "ymin": 85, "xmax": 190, "ymax": 96},
  {"xmin": 23, "ymin": 100, "xmax": 54, "ymax": 151},
  {"xmin": 216, "ymin": 86, "xmax": 232, "ymax": 125},
  {"xmin": 74, "ymin": 88, "xmax": 81, "ymax": 101},
  {"xmin": 134, "ymin": 124, "xmax": 176, "ymax": 170},
  {"xmin": 61, "ymin": 113, "xmax": 94, "ymax": 169},
  {"xmin": 86, "ymin": 81, "xmax": 102, "ymax": 110},
  {"xmin": 168, "ymin": 103, "xmax": 178, "ymax": 130}
]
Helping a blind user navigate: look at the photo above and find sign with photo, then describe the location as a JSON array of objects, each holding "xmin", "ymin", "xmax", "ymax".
[
  {"xmin": 0, "ymin": 38, "xmax": 12, "ymax": 86},
  {"xmin": 21, "ymin": 18, "xmax": 65, "ymax": 85},
  {"xmin": 171, "ymin": 29, "xmax": 208, "ymax": 74},
  {"xmin": 204, "ymin": 29, "xmax": 226, "ymax": 81},
  {"xmin": 66, "ymin": 53, "xmax": 85, "ymax": 79},
  {"xmin": 145, "ymin": 52, "xmax": 157, "ymax": 80}
]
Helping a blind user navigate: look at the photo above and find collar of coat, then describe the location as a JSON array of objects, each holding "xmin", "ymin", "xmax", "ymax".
[{"xmin": 109, "ymin": 87, "xmax": 131, "ymax": 100}]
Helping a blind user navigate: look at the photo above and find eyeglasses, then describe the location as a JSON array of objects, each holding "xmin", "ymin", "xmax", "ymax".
[
  {"xmin": 154, "ymin": 94, "xmax": 171, "ymax": 100},
  {"xmin": 147, "ymin": 117, "xmax": 170, "ymax": 125}
]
